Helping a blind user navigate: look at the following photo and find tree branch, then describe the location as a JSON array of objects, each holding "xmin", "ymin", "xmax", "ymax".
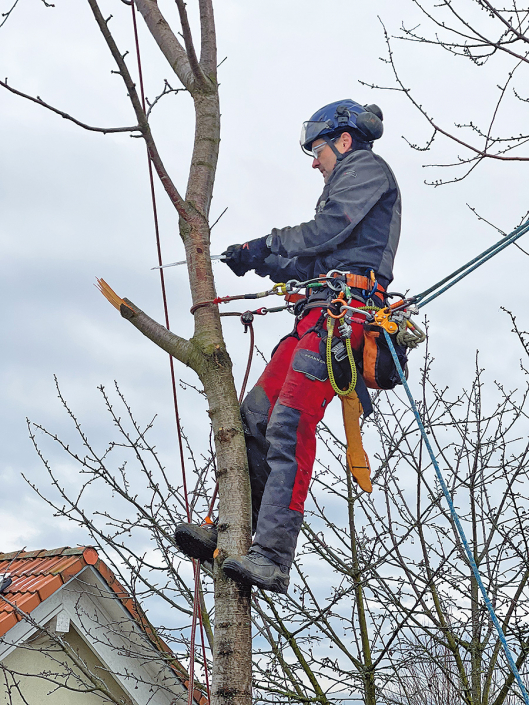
[
  {"xmin": 0, "ymin": 78, "xmax": 139, "ymax": 134},
  {"xmin": 369, "ymin": 19, "xmax": 529, "ymax": 171},
  {"xmin": 0, "ymin": 0, "xmax": 22, "ymax": 29},
  {"xmin": 95, "ymin": 278, "xmax": 204, "ymax": 375},
  {"xmin": 121, "ymin": 298, "xmax": 204, "ymax": 373},
  {"xmin": 174, "ymin": 0, "xmax": 207, "ymax": 89},
  {"xmin": 134, "ymin": 0, "xmax": 195, "ymax": 90},
  {"xmin": 86, "ymin": 0, "xmax": 188, "ymax": 218},
  {"xmin": 198, "ymin": 0, "xmax": 217, "ymax": 77}
]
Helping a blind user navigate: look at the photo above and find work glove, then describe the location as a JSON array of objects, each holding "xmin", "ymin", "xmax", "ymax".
[{"xmin": 222, "ymin": 237, "xmax": 269, "ymax": 277}]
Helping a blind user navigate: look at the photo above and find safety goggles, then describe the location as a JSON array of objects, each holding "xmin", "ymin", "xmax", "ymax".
[
  {"xmin": 310, "ymin": 137, "xmax": 337, "ymax": 160},
  {"xmin": 311, "ymin": 141, "xmax": 328, "ymax": 159}
]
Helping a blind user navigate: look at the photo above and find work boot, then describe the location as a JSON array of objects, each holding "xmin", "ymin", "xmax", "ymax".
[
  {"xmin": 174, "ymin": 522, "xmax": 218, "ymax": 562},
  {"xmin": 222, "ymin": 548, "xmax": 290, "ymax": 594}
]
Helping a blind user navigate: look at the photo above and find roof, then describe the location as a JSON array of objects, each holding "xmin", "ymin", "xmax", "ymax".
[{"xmin": 0, "ymin": 546, "xmax": 208, "ymax": 705}]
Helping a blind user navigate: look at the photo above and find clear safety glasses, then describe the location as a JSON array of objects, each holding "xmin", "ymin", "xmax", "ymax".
[
  {"xmin": 310, "ymin": 137, "xmax": 338, "ymax": 160},
  {"xmin": 311, "ymin": 141, "xmax": 329, "ymax": 159}
]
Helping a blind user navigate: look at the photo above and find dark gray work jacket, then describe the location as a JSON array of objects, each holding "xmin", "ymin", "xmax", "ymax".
[{"xmin": 257, "ymin": 146, "xmax": 401, "ymax": 289}]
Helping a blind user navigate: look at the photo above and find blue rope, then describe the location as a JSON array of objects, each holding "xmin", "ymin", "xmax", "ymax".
[
  {"xmin": 413, "ymin": 218, "xmax": 529, "ymax": 309},
  {"xmin": 383, "ymin": 329, "xmax": 529, "ymax": 704}
]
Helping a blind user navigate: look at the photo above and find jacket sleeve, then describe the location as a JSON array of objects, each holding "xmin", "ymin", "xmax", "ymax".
[
  {"xmin": 254, "ymin": 253, "xmax": 313, "ymax": 283},
  {"xmin": 268, "ymin": 153, "xmax": 389, "ymax": 259}
]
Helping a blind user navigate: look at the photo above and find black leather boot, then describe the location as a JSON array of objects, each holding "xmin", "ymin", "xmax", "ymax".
[
  {"xmin": 174, "ymin": 522, "xmax": 218, "ymax": 562},
  {"xmin": 223, "ymin": 548, "xmax": 289, "ymax": 594}
]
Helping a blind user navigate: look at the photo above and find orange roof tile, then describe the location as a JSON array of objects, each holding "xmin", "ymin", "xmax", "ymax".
[
  {"xmin": 0, "ymin": 546, "xmax": 208, "ymax": 704},
  {"xmin": 0, "ymin": 547, "xmax": 94, "ymax": 636}
]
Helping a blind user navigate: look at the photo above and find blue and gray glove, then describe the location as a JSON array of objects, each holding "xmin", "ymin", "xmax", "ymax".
[{"xmin": 222, "ymin": 237, "xmax": 269, "ymax": 277}]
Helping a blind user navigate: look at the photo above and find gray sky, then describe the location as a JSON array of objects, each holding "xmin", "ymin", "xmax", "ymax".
[{"xmin": 1, "ymin": 0, "xmax": 528, "ymax": 554}]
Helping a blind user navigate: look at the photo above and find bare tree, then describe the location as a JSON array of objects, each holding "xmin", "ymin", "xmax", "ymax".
[
  {"xmin": 1, "ymin": 1, "xmax": 251, "ymax": 703},
  {"xmin": 363, "ymin": 1, "xmax": 529, "ymax": 185},
  {"xmin": 11, "ymin": 324, "xmax": 527, "ymax": 704},
  {"xmin": 4, "ymin": 2, "xmax": 529, "ymax": 703}
]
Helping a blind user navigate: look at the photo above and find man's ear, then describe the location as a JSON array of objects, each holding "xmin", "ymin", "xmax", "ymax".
[{"xmin": 340, "ymin": 131, "xmax": 353, "ymax": 151}]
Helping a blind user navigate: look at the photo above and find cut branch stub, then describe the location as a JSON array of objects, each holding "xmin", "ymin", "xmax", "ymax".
[
  {"xmin": 95, "ymin": 278, "xmax": 202, "ymax": 375},
  {"xmin": 96, "ymin": 278, "xmax": 135, "ymax": 316}
]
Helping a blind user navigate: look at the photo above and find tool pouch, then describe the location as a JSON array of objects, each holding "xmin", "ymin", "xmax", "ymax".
[{"xmin": 360, "ymin": 325, "xmax": 408, "ymax": 390}]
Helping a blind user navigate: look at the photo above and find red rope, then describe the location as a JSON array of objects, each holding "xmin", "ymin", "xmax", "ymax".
[
  {"xmin": 129, "ymin": 4, "xmax": 210, "ymax": 702},
  {"xmin": 238, "ymin": 321, "xmax": 255, "ymax": 404},
  {"xmin": 130, "ymin": 2, "xmax": 191, "ymax": 522},
  {"xmin": 206, "ymin": 316, "xmax": 255, "ymax": 521},
  {"xmin": 187, "ymin": 559, "xmax": 200, "ymax": 705}
]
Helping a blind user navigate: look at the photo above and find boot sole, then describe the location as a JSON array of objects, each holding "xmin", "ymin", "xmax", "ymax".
[
  {"xmin": 174, "ymin": 526, "xmax": 217, "ymax": 562},
  {"xmin": 222, "ymin": 558, "xmax": 289, "ymax": 595}
]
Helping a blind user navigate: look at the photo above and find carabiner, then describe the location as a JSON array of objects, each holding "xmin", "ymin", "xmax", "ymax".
[
  {"xmin": 327, "ymin": 296, "xmax": 346, "ymax": 320},
  {"xmin": 272, "ymin": 282, "xmax": 287, "ymax": 296},
  {"xmin": 285, "ymin": 279, "xmax": 302, "ymax": 294},
  {"xmin": 326, "ymin": 271, "xmax": 347, "ymax": 292}
]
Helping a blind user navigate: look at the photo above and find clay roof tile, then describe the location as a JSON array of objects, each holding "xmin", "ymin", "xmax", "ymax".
[{"xmin": 0, "ymin": 545, "xmax": 207, "ymax": 703}]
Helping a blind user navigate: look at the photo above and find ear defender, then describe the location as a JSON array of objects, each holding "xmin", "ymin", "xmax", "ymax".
[
  {"xmin": 363, "ymin": 104, "xmax": 383, "ymax": 121},
  {"xmin": 357, "ymin": 105, "xmax": 384, "ymax": 141}
]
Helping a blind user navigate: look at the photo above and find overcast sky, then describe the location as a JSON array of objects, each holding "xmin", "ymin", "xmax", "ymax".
[{"xmin": 1, "ymin": 0, "xmax": 528, "ymax": 558}]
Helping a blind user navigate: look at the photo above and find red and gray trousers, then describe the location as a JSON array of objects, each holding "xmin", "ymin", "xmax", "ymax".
[{"xmin": 240, "ymin": 306, "xmax": 365, "ymax": 568}]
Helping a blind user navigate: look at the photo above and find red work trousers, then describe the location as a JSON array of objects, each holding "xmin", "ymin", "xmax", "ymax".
[{"xmin": 240, "ymin": 306, "xmax": 364, "ymax": 567}]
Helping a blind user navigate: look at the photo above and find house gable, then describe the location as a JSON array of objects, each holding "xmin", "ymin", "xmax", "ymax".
[{"xmin": 0, "ymin": 547, "xmax": 205, "ymax": 705}]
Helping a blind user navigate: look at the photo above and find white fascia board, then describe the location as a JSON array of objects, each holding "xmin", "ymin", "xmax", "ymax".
[
  {"xmin": 0, "ymin": 566, "xmax": 193, "ymax": 705},
  {"xmin": 0, "ymin": 588, "xmax": 67, "ymax": 659}
]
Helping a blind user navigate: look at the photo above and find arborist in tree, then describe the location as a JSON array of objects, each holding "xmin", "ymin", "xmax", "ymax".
[{"xmin": 174, "ymin": 99, "xmax": 402, "ymax": 594}]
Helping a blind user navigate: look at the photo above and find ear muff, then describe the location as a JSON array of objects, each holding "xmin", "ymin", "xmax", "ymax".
[
  {"xmin": 364, "ymin": 104, "xmax": 383, "ymax": 121},
  {"xmin": 356, "ymin": 105, "xmax": 384, "ymax": 141}
]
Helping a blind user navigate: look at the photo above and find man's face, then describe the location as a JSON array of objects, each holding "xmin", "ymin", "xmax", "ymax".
[{"xmin": 311, "ymin": 133, "xmax": 352, "ymax": 180}]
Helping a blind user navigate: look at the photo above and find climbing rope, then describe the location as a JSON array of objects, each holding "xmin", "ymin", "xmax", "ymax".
[
  {"xmin": 326, "ymin": 315, "xmax": 357, "ymax": 396},
  {"xmin": 384, "ymin": 329, "xmax": 529, "ymax": 705},
  {"xmin": 399, "ymin": 216, "xmax": 529, "ymax": 310}
]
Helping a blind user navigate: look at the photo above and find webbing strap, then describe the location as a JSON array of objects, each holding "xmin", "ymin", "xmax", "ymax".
[{"xmin": 383, "ymin": 329, "xmax": 529, "ymax": 705}]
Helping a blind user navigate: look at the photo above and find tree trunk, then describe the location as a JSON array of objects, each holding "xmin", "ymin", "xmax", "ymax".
[{"xmin": 111, "ymin": 1, "xmax": 254, "ymax": 701}]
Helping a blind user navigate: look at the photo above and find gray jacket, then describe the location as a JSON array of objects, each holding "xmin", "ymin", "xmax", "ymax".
[{"xmin": 257, "ymin": 146, "xmax": 401, "ymax": 288}]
